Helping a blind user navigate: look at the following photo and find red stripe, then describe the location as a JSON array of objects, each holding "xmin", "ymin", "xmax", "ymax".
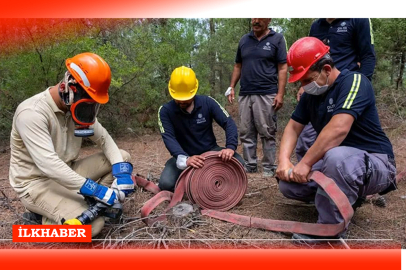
[
  {"xmin": 0, "ymin": 249, "xmax": 400, "ymax": 270},
  {"xmin": 0, "ymin": 0, "xmax": 235, "ymax": 17}
]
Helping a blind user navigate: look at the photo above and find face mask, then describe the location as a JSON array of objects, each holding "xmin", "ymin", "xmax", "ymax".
[
  {"xmin": 303, "ymin": 71, "xmax": 330, "ymax": 95},
  {"xmin": 59, "ymin": 72, "xmax": 100, "ymax": 137},
  {"xmin": 70, "ymin": 98, "xmax": 100, "ymax": 137}
]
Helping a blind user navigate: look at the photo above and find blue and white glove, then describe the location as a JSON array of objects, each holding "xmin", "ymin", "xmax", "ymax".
[
  {"xmin": 79, "ymin": 178, "xmax": 118, "ymax": 206},
  {"xmin": 111, "ymin": 162, "xmax": 135, "ymax": 201}
]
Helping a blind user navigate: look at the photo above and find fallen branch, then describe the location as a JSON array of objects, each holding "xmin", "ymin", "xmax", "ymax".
[{"xmin": 245, "ymin": 184, "xmax": 277, "ymax": 197}]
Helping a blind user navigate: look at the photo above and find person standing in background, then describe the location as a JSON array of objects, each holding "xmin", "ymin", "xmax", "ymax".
[{"xmin": 227, "ymin": 18, "xmax": 288, "ymax": 177}]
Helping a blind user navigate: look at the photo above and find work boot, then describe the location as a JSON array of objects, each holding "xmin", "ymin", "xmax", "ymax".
[
  {"xmin": 366, "ymin": 194, "xmax": 387, "ymax": 208},
  {"xmin": 263, "ymin": 166, "xmax": 276, "ymax": 178},
  {"xmin": 292, "ymin": 232, "xmax": 346, "ymax": 247},
  {"xmin": 244, "ymin": 165, "xmax": 257, "ymax": 173},
  {"xmin": 22, "ymin": 212, "xmax": 42, "ymax": 225},
  {"xmin": 372, "ymin": 196, "xmax": 387, "ymax": 207},
  {"xmin": 352, "ymin": 196, "xmax": 366, "ymax": 211}
]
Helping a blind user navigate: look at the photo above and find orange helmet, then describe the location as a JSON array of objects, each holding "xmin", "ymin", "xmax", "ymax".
[
  {"xmin": 65, "ymin": 52, "xmax": 111, "ymax": 104},
  {"xmin": 287, "ymin": 37, "xmax": 330, "ymax": 83}
]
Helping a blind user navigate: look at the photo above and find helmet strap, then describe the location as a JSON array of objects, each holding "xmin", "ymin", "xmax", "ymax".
[{"xmin": 59, "ymin": 71, "xmax": 76, "ymax": 105}]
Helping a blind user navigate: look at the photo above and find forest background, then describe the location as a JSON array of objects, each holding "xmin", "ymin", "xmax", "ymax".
[
  {"xmin": 1, "ymin": 18, "xmax": 406, "ymax": 248},
  {"xmin": 0, "ymin": 18, "xmax": 405, "ymax": 146}
]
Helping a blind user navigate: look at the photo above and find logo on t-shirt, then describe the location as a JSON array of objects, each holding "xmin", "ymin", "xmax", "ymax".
[
  {"xmin": 263, "ymin": 42, "xmax": 272, "ymax": 51},
  {"xmin": 337, "ymin": 21, "xmax": 348, "ymax": 33},
  {"xmin": 327, "ymin": 98, "xmax": 335, "ymax": 112},
  {"xmin": 196, "ymin": 113, "xmax": 206, "ymax": 124}
]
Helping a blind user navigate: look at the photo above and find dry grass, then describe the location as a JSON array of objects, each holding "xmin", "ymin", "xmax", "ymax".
[{"xmin": 0, "ymin": 101, "xmax": 405, "ymax": 249}]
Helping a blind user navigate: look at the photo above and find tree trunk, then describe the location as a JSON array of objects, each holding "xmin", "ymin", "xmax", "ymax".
[
  {"xmin": 209, "ymin": 19, "xmax": 216, "ymax": 96},
  {"xmin": 246, "ymin": 18, "xmax": 251, "ymax": 32},
  {"xmin": 396, "ymin": 51, "xmax": 405, "ymax": 90},
  {"xmin": 390, "ymin": 55, "xmax": 395, "ymax": 85}
]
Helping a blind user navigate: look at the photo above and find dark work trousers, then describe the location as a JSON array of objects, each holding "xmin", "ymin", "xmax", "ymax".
[
  {"xmin": 278, "ymin": 146, "xmax": 397, "ymax": 233},
  {"xmin": 295, "ymin": 122, "xmax": 318, "ymax": 162},
  {"xmin": 159, "ymin": 146, "xmax": 245, "ymax": 192}
]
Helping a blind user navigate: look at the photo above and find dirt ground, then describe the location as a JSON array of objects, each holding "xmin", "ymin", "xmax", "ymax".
[{"xmin": 0, "ymin": 102, "xmax": 405, "ymax": 249}]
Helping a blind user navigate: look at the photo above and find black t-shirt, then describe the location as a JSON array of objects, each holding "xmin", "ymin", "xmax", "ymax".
[
  {"xmin": 235, "ymin": 29, "xmax": 287, "ymax": 95},
  {"xmin": 291, "ymin": 69, "xmax": 394, "ymax": 157},
  {"xmin": 310, "ymin": 18, "xmax": 376, "ymax": 80},
  {"xmin": 158, "ymin": 95, "xmax": 238, "ymax": 158}
]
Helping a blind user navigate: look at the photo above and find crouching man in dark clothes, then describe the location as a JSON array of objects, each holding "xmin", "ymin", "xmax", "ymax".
[
  {"xmin": 276, "ymin": 37, "xmax": 397, "ymax": 243},
  {"xmin": 157, "ymin": 66, "xmax": 244, "ymax": 192}
]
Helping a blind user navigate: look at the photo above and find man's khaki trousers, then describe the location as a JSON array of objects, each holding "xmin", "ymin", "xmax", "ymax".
[{"xmin": 20, "ymin": 150, "xmax": 131, "ymax": 237}]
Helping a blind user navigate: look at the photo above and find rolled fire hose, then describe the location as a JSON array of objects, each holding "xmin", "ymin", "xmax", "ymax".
[
  {"xmin": 140, "ymin": 151, "xmax": 354, "ymax": 237},
  {"xmin": 140, "ymin": 151, "xmax": 247, "ymax": 226}
]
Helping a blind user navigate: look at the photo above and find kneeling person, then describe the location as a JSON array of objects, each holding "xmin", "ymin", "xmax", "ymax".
[
  {"xmin": 158, "ymin": 66, "xmax": 244, "ymax": 192},
  {"xmin": 9, "ymin": 53, "xmax": 134, "ymax": 237},
  {"xmin": 276, "ymin": 37, "xmax": 397, "ymax": 240}
]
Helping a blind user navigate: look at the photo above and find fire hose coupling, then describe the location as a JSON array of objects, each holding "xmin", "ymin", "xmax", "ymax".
[
  {"xmin": 112, "ymin": 162, "xmax": 135, "ymax": 197},
  {"xmin": 63, "ymin": 218, "xmax": 83, "ymax": 225},
  {"xmin": 64, "ymin": 197, "xmax": 123, "ymax": 225},
  {"xmin": 288, "ymin": 168, "xmax": 293, "ymax": 177}
]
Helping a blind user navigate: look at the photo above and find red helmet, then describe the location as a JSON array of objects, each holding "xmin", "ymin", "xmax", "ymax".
[{"xmin": 287, "ymin": 37, "xmax": 330, "ymax": 83}]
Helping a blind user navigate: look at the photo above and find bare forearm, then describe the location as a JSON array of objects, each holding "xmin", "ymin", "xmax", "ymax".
[
  {"xmin": 279, "ymin": 120, "xmax": 303, "ymax": 163},
  {"xmin": 301, "ymin": 118, "xmax": 351, "ymax": 167},
  {"xmin": 277, "ymin": 63, "xmax": 288, "ymax": 96},
  {"xmin": 230, "ymin": 63, "xmax": 241, "ymax": 87}
]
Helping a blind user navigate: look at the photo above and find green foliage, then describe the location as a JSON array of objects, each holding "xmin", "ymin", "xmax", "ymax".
[
  {"xmin": 1, "ymin": 18, "xmax": 406, "ymax": 145},
  {"xmin": 272, "ymin": 18, "xmax": 315, "ymax": 47},
  {"xmin": 372, "ymin": 19, "xmax": 406, "ymax": 119}
]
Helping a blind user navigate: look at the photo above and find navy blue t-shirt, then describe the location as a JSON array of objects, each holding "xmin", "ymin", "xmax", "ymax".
[
  {"xmin": 235, "ymin": 28, "xmax": 287, "ymax": 95},
  {"xmin": 310, "ymin": 18, "xmax": 376, "ymax": 80},
  {"xmin": 291, "ymin": 70, "xmax": 394, "ymax": 157},
  {"xmin": 158, "ymin": 95, "xmax": 238, "ymax": 158}
]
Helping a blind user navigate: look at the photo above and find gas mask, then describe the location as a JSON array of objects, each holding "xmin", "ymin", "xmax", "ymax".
[
  {"xmin": 59, "ymin": 71, "xmax": 100, "ymax": 137},
  {"xmin": 303, "ymin": 71, "xmax": 330, "ymax": 96}
]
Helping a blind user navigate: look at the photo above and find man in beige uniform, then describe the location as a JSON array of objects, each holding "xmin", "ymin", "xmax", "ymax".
[{"xmin": 9, "ymin": 52, "xmax": 134, "ymax": 237}]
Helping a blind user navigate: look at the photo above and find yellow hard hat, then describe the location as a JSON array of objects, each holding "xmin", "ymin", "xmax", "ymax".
[{"xmin": 168, "ymin": 66, "xmax": 199, "ymax": 101}]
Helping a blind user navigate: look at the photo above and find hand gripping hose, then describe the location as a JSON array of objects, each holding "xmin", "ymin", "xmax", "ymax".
[{"xmin": 202, "ymin": 171, "xmax": 354, "ymax": 237}]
